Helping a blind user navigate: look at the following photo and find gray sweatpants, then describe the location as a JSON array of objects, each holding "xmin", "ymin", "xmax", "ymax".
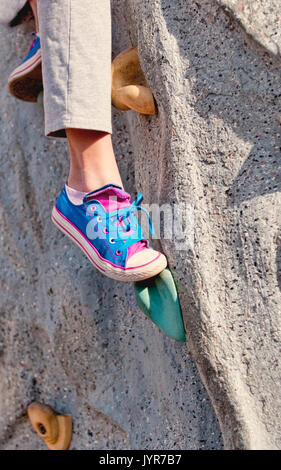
[{"xmin": 37, "ymin": 0, "xmax": 112, "ymax": 138}]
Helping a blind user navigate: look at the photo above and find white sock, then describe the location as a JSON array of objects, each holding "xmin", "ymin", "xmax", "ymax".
[{"xmin": 65, "ymin": 185, "xmax": 87, "ymax": 205}]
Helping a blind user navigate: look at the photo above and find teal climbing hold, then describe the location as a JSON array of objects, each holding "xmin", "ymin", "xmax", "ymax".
[{"xmin": 134, "ymin": 268, "xmax": 186, "ymax": 343}]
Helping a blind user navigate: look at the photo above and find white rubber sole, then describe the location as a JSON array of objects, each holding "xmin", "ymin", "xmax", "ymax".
[
  {"xmin": 51, "ymin": 205, "xmax": 167, "ymax": 282},
  {"xmin": 8, "ymin": 50, "xmax": 42, "ymax": 102}
]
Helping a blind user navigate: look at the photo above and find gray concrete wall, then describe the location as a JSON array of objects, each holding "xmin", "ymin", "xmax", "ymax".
[
  {"xmin": 1, "ymin": 0, "xmax": 281, "ymax": 450},
  {"xmin": 0, "ymin": 1, "xmax": 222, "ymax": 450},
  {"xmin": 122, "ymin": 0, "xmax": 281, "ymax": 449}
]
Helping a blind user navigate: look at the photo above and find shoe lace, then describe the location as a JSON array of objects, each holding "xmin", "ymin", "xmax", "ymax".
[
  {"xmin": 87, "ymin": 193, "xmax": 155, "ymax": 250},
  {"xmin": 123, "ymin": 193, "xmax": 155, "ymax": 236}
]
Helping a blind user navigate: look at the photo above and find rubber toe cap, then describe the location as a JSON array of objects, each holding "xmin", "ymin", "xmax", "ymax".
[{"xmin": 126, "ymin": 248, "xmax": 167, "ymax": 278}]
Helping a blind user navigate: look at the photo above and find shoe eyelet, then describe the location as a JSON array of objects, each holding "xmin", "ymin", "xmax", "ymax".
[
  {"xmin": 96, "ymin": 215, "xmax": 102, "ymax": 222},
  {"xmin": 103, "ymin": 227, "xmax": 109, "ymax": 234},
  {"xmin": 90, "ymin": 205, "xmax": 96, "ymax": 212},
  {"xmin": 109, "ymin": 238, "xmax": 115, "ymax": 244},
  {"xmin": 116, "ymin": 250, "xmax": 122, "ymax": 256}
]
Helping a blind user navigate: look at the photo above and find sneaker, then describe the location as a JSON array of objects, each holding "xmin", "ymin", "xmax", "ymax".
[
  {"xmin": 51, "ymin": 184, "xmax": 167, "ymax": 282},
  {"xmin": 8, "ymin": 33, "xmax": 42, "ymax": 102}
]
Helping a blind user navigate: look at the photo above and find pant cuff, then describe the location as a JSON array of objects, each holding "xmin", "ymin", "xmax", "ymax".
[{"xmin": 45, "ymin": 117, "xmax": 113, "ymax": 138}]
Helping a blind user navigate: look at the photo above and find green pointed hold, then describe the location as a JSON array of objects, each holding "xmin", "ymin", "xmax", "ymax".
[{"xmin": 134, "ymin": 269, "xmax": 186, "ymax": 343}]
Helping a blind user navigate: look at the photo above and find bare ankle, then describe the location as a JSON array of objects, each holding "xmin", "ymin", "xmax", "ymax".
[{"xmin": 66, "ymin": 128, "xmax": 123, "ymax": 192}]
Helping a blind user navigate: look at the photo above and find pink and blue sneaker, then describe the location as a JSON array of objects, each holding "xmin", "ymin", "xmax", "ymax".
[
  {"xmin": 8, "ymin": 33, "xmax": 42, "ymax": 102},
  {"xmin": 51, "ymin": 184, "xmax": 167, "ymax": 282}
]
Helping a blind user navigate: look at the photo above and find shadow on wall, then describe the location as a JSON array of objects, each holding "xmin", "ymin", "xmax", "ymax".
[{"xmin": 160, "ymin": 0, "xmax": 281, "ymax": 206}]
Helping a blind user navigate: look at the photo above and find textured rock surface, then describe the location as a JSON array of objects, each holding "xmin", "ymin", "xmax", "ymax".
[
  {"xmin": 0, "ymin": 0, "xmax": 280, "ymax": 450},
  {"xmin": 0, "ymin": 6, "xmax": 222, "ymax": 450},
  {"xmin": 219, "ymin": 0, "xmax": 281, "ymax": 56},
  {"xmin": 124, "ymin": 0, "xmax": 280, "ymax": 449}
]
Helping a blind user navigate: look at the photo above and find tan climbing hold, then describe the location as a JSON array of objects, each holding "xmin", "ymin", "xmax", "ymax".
[
  {"xmin": 27, "ymin": 402, "xmax": 72, "ymax": 450},
  {"xmin": 112, "ymin": 46, "xmax": 156, "ymax": 115}
]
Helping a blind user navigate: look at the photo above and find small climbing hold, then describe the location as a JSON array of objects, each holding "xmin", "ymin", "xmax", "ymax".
[
  {"xmin": 134, "ymin": 268, "xmax": 186, "ymax": 343},
  {"xmin": 112, "ymin": 46, "xmax": 156, "ymax": 115},
  {"xmin": 27, "ymin": 402, "xmax": 72, "ymax": 450}
]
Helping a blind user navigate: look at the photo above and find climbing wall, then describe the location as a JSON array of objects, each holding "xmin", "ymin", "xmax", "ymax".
[
  {"xmin": 120, "ymin": 0, "xmax": 281, "ymax": 449},
  {"xmin": 1, "ymin": 0, "xmax": 280, "ymax": 450},
  {"xmin": 0, "ymin": 4, "xmax": 222, "ymax": 450}
]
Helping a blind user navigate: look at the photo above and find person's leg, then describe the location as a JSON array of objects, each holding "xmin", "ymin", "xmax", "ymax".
[
  {"xmin": 37, "ymin": 0, "xmax": 122, "ymax": 193},
  {"xmin": 37, "ymin": 0, "xmax": 167, "ymax": 281},
  {"xmin": 66, "ymin": 129, "xmax": 123, "ymax": 192},
  {"xmin": 29, "ymin": 0, "xmax": 39, "ymax": 33},
  {"xmin": 37, "ymin": 0, "xmax": 112, "ymax": 138},
  {"xmin": 38, "ymin": 0, "xmax": 123, "ymax": 193}
]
